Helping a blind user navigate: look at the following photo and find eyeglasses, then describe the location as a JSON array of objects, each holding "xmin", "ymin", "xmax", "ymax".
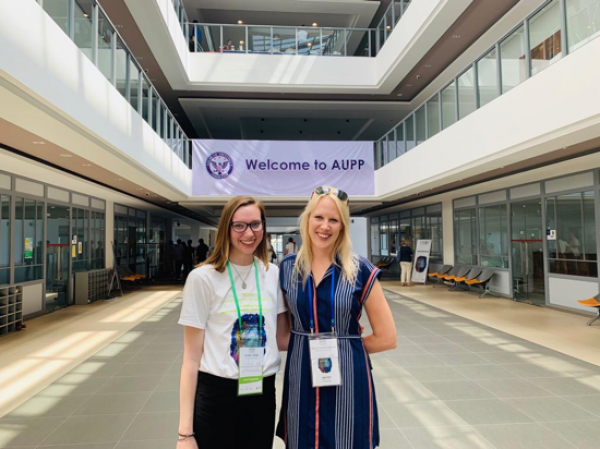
[
  {"xmin": 312, "ymin": 186, "xmax": 349, "ymax": 203},
  {"xmin": 230, "ymin": 220, "xmax": 264, "ymax": 233}
]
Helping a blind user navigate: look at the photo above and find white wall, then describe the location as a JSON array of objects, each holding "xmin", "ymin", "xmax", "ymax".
[
  {"xmin": 350, "ymin": 217, "xmax": 369, "ymax": 258},
  {"xmin": 548, "ymin": 277, "xmax": 600, "ymax": 313},
  {"xmin": 0, "ymin": 0, "xmax": 191, "ymax": 200}
]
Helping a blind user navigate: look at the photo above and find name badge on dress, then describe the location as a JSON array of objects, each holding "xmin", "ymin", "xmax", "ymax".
[
  {"xmin": 308, "ymin": 333, "xmax": 342, "ymax": 387},
  {"xmin": 238, "ymin": 346, "xmax": 264, "ymax": 396}
]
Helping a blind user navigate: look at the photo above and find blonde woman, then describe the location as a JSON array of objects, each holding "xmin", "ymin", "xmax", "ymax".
[
  {"xmin": 276, "ymin": 186, "xmax": 397, "ymax": 449},
  {"xmin": 178, "ymin": 196, "xmax": 288, "ymax": 449}
]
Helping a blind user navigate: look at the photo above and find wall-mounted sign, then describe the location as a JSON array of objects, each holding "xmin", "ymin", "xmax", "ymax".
[
  {"xmin": 24, "ymin": 237, "xmax": 33, "ymax": 259},
  {"xmin": 547, "ymin": 229, "xmax": 556, "ymax": 241},
  {"xmin": 78, "ymin": 242, "xmax": 83, "ymax": 254},
  {"xmin": 192, "ymin": 140, "xmax": 374, "ymax": 196}
]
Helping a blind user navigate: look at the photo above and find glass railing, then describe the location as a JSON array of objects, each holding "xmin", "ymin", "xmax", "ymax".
[
  {"xmin": 188, "ymin": 24, "xmax": 373, "ymax": 57},
  {"xmin": 35, "ymin": 0, "xmax": 191, "ymax": 168},
  {"xmin": 374, "ymin": 0, "xmax": 600, "ymax": 169},
  {"xmin": 171, "ymin": 0, "xmax": 190, "ymax": 43},
  {"xmin": 180, "ymin": 0, "xmax": 415, "ymax": 57}
]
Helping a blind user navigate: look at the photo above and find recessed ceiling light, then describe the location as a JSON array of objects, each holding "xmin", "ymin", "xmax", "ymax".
[
  {"xmin": 307, "ymin": 42, "xmax": 312, "ymax": 47},
  {"xmin": 386, "ymin": 25, "xmax": 391, "ymax": 30},
  {"xmin": 397, "ymin": 93, "xmax": 403, "ymax": 97},
  {"xmin": 32, "ymin": 141, "xmax": 46, "ymax": 145},
  {"xmin": 59, "ymin": 153, "xmax": 72, "ymax": 157},
  {"xmin": 240, "ymin": 40, "xmax": 244, "ymax": 45},
  {"xmin": 83, "ymin": 13, "xmax": 89, "ymax": 18},
  {"xmin": 312, "ymin": 23, "xmax": 318, "ymax": 27},
  {"xmin": 406, "ymin": 84, "xmax": 412, "ymax": 87},
  {"xmin": 82, "ymin": 163, "xmax": 92, "ymax": 167},
  {"xmin": 452, "ymin": 34, "xmax": 461, "ymax": 39},
  {"xmin": 424, "ymin": 64, "xmax": 432, "ymax": 68},
  {"xmin": 237, "ymin": 20, "xmax": 243, "ymax": 24},
  {"xmin": 115, "ymin": 178, "xmax": 123, "ymax": 181}
]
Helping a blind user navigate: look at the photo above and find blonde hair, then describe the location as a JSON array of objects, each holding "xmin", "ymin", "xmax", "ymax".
[
  {"xmin": 200, "ymin": 196, "xmax": 269, "ymax": 272},
  {"xmin": 294, "ymin": 186, "xmax": 358, "ymax": 285}
]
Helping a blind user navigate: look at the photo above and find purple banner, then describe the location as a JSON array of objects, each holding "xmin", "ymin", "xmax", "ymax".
[{"xmin": 192, "ymin": 140, "xmax": 374, "ymax": 196}]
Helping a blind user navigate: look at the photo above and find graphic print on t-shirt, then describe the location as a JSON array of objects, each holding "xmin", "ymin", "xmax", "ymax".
[{"xmin": 229, "ymin": 314, "xmax": 267, "ymax": 366}]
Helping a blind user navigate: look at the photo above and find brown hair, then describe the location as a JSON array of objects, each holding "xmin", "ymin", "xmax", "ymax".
[{"xmin": 200, "ymin": 196, "xmax": 269, "ymax": 272}]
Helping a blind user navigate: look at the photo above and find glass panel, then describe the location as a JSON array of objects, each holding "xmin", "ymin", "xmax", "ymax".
[
  {"xmin": 394, "ymin": 2, "xmax": 403, "ymax": 24},
  {"xmin": 566, "ymin": 0, "xmax": 600, "ymax": 52},
  {"xmin": 115, "ymin": 38, "xmax": 128, "ymax": 96},
  {"xmin": 415, "ymin": 107, "xmax": 426, "ymax": 145},
  {"xmin": 385, "ymin": 7, "xmax": 394, "ymax": 35},
  {"xmin": 582, "ymin": 191, "xmax": 596, "ymax": 261},
  {"xmin": 511, "ymin": 200, "xmax": 545, "ymax": 304},
  {"xmin": 196, "ymin": 24, "xmax": 220, "ymax": 52},
  {"xmin": 380, "ymin": 221, "xmax": 389, "ymax": 256},
  {"xmin": 378, "ymin": 22, "xmax": 385, "ymax": 51},
  {"xmin": 454, "ymin": 208, "xmax": 477, "ymax": 265},
  {"xmin": 529, "ymin": 0, "xmax": 562, "ymax": 76},
  {"xmin": 371, "ymin": 221, "xmax": 380, "ymax": 256},
  {"xmin": 441, "ymin": 81, "xmax": 457, "ymax": 129},
  {"xmin": 73, "ymin": 0, "xmax": 94, "ymax": 61},
  {"xmin": 405, "ymin": 115, "xmax": 415, "ymax": 151},
  {"xmin": 322, "ymin": 29, "xmax": 345, "ymax": 56},
  {"xmin": 43, "ymin": 0, "xmax": 70, "ymax": 35},
  {"xmin": 458, "ymin": 66, "xmax": 476, "ymax": 120},
  {"xmin": 395, "ymin": 123, "xmax": 405, "ymax": 157},
  {"xmin": 500, "ymin": 24, "xmax": 527, "ymax": 93},
  {"xmin": 97, "ymin": 9, "xmax": 114, "ymax": 81},
  {"xmin": 427, "ymin": 96, "xmax": 440, "ymax": 137},
  {"xmin": 297, "ymin": 27, "xmax": 321, "ymax": 55},
  {"xmin": 141, "ymin": 76, "xmax": 150, "ymax": 123},
  {"xmin": 14, "ymin": 197, "xmax": 24, "ymax": 266},
  {"xmin": 0, "ymin": 196, "xmax": 11, "ymax": 274},
  {"xmin": 429, "ymin": 213, "xmax": 444, "ymax": 264},
  {"xmin": 386, "ymin": 132, "xmax": 395, "ymax": 163},
  {"xmin": 345, "ymin": 29, "xmax": 370, "ymax": 57},
  {"xmin": 479, "ymin": 204, "xmax": 508, "ymax": 268},
  {"xmin": 46, "ymin": 205, "xmax": 71, "ymax": 312},
  {"xmin": 273, "ymin": 27, "xmax": 297, "ymax": 54},
  {"xmin": 129, "ymin": 59, "xmax": 140, "ymax": 111},
  {"xmin": 477, "ymin": 47, "xmax": 499, "ymax": 107},
  {"xmin": 248, "ymin": 27, "xmax": 271, "ymax": 53},
  {"xmin": 222, "ymin": 26, "xmax": 245, "ymax": 53}
]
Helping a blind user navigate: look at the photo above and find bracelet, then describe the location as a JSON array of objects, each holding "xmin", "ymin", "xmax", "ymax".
[{"xmin": 178, "ymin": 433, "xmax": 195, "ymax": 440}]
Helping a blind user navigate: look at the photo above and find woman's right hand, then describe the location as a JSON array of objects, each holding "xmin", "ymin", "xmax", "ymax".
[{"xmin": 176, "ymin": 437, "xmax": 198, "ymax": 449}]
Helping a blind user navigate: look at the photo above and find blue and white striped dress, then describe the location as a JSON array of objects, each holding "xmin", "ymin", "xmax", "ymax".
[{"xmin": 276, "ymin": 254, "xmax": 382, "ymax": 449}]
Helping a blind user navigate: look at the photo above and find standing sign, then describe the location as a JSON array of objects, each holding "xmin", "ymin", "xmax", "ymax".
[
  {"xmin": 192, "ymin": 140, "xmax": 374, "ymax": 196},
  {"xmin": 411, "ymin": 240, "xmax": 432, "ymax": 284}
]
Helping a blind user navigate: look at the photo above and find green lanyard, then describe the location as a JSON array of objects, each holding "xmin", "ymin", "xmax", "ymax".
[{"xmin": 226, "ymin": 259, "xmax": 263, "ymax": 339}]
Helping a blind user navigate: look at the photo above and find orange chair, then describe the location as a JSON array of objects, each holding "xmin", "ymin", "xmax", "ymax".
[{"xmin": 577, "ymin": 294, "xmax": 600, "ymax": 326}]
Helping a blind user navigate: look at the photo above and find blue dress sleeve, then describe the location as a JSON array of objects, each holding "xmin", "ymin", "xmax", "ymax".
[
  {"xmin": 357, "ymin": 255, "xmax": 382, "ymax": 305},
  {"xmin": 279, "ymin": 254, "xmax": 297, "ymax": 294}
]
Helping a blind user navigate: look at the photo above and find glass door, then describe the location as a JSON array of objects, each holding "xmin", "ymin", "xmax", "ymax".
[
  {"xmin": 46, "ymin": 204, "xmax": 71, "ymax": 313},
  {"xmin": 510, "ymin": 200, "xmax": 545, "ymax": 305}
]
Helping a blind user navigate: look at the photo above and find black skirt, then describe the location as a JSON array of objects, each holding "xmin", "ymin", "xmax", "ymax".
[{"xmin": 193, "ymin": 372, "xmax": 276, "ymax": 449}]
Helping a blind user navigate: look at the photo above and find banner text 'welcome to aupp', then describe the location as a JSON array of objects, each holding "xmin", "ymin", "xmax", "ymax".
[{"xmin": 245, "ymin": 159, "xmax": 366, "ymax": 171}]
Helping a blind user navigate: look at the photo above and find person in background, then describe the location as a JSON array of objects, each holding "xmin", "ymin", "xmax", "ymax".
[
  {"xmin": 196, "ymin": 238, "xmax": 209, "ymax": 264},
  {"xmin": 165, "ymin": 240, "xmax": 174, "ymax": 275},
  {"xmin": 173, "ymin": 239, "xmax": 184, "ymax": 281},
  {"xmin": 397, "ymin": 239, "xmax": 414, "ymax": 286},
  {"xmin": 284, "ymin": 237, "xmax": 297, "ymax": 256},
  {"xmin": 189, "ymin": 20, "xmax": 201, "ymax": 52},
  {"xmin": 276, "ymin": 185, "xmax": 396, "ymax": 449},
  {"xmin": 266, "ymin": 234, "xmax": 276, "ymax": 264},
  {"xmin": 184, "ymin": 240, "xmax": 195, "ymax": 279},
  {"xmin": 177, "ymin": 196, "xmax": 288, "ymax": 449}
]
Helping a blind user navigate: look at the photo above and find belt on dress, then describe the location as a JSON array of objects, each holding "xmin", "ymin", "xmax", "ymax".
[{"xmin": 291, "ymin": 329, "xmax": 362, "ymax": 339}]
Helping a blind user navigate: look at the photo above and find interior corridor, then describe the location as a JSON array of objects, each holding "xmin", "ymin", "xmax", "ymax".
[{"xmin": 1, "ymin": 285, "xmax": 599, "ymax": 449}]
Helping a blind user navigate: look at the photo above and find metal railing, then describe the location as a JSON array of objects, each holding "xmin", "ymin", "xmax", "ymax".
[
  {"xmin": 374, "ymin": 0, "xmax": 600, "ymax": 169},
  {"xmin": 175, "ymin": 0, "xmax": 414, "ymax": 57},
  {"xmin": 35, "ymin": 0, "xmax": 191, "ymax": 168}
]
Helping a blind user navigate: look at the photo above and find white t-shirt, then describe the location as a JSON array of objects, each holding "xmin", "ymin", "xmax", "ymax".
[
  {"xmin": 285, "ymin": 242, "xmax": 297, "ymax": 254},
  {"xmin": 179, "ymin": 259, "xmax": 287, "ymax": 379}
]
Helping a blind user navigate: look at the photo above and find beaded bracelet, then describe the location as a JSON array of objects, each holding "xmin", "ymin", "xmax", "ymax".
[{"xmin": 178, "ymin": 433, "xmax": 195, "ymax": 441}]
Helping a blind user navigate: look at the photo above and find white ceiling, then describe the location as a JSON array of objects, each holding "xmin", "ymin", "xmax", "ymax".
[{"xmin": 184, "ymin": 0, "xmax": 380, "ymax": 28}]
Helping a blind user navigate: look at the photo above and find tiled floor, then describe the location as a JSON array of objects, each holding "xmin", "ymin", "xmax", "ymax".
[{"xmin": 1, "ymin": 289, "xmax": 600, "ymax": 448}]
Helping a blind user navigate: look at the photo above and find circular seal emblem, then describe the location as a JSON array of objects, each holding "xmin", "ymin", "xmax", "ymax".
[{"xmin": 206, "ymin": 152, "xmax": 234, "ymax": 179}]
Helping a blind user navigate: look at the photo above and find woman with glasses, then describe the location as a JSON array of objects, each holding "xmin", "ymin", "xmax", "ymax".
[
  {"xmin": 178, "ymin": 196, "xmax": 289, "ymax": 449},
  {"xmin": 276, "ymin": 186, "xmax": 397, "ymax": 449}
]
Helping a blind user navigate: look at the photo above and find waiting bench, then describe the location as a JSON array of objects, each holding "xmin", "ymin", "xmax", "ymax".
[{"xmin": 577, "ymin": 294, "xmax": 600, "ymax": 326}]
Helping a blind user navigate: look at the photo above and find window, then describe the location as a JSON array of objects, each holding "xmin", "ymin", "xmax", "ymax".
[
  {"xmin": 43, "ymin": 0, "xmax": 70, "ymax": 35},
  {"xmin": 528, "ymin": 0, "xmax": 562, "ymax": 76},
  {"xmin": 97, "ymin": 8, "xmax": 114, "ymax": 81},
  {"xmin": 415, "ymin": 107, "xmax": 426, "ymax": 145},
  {"xmin": 371, "ymin": 221, "xmax": 380, "ymax": 257},
  {"xmin": 477, "ymin": 47, "xmax": 500, "ymax": 107},
  {"xmin": 405, "ymin": 115, "xmax": 415, "ymax": 151},
  {"xmin": 458, "ymin": 66, "xmax": 476, "ymax": 120},
  {"xmin": 0, "ymin": 195, "xmax": 10, "ymax": 285},
  {"xmin": 566, "ymin": 0, "xmax": 600, "ymax": 52},
  {"xmin": 428, "ymin": 213, "xmax": 444, "ymax": 265},
  {"xmin": 14, "ymin": 197, "xmax": 44, "ymax": 283},
  {"xmin": 500, "ymin": 24, "xmax": 527, "ymax": 94},
  {"xmin": 73, "ymin": 0, "xmax": 94, "ymax": 62},
  {"xmin": 441, "ymin": 81, "xmax": 457, "ymax": 129},
  {"xmin": 380, "ymin": 221, "xmax": 389, "ymax": 256},
  {"xmin": 395, "ymin": 123, "xmax": 405, "ymax": 157},
  {"xmin": 455, "ymin": 208, "xmax": 478, "ymax": 265},
  {"xmin": 479, "ymin": 205, "xmax": 508, "ymax": 268},
  {"xmin": 72, "ymin": 207, "xmax": 89, "ymax": 273},
  {"xmin": 386, "ymin": 132, "xmax": 395, "ymax": 163},
  {"xmin": 547, "ymin": 191, "xmax": 597, "ymax": 277},
  {"xmin": 129, "ymin": 58, "xmax": 140, "ymax": 111},
  {"xmin": 427, "ymin": 95, "xmax": 440, "ymax": 137},
  {"xmin": 91, "ymin": 211, "xmax": 105, "ymax": 270},
  {"xmin": 115, "ymin": 37, "xmax": 128, "ymax": 96}
]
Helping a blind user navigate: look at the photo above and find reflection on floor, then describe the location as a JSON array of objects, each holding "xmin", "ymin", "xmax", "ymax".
[{"xmin": 1, "ymin": 285, "xmax": 600, "ymax": 448}]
